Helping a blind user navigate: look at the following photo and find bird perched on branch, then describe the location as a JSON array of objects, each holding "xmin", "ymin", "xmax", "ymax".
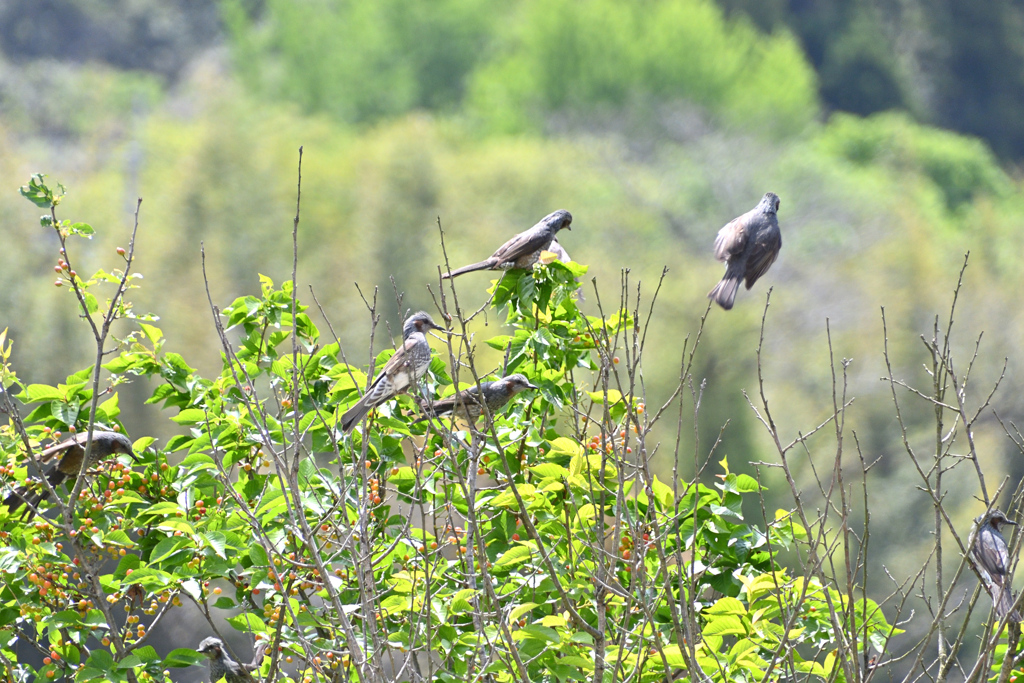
[
  {"xmin": 972, "ymin": 508, "xmax": 1020, "ymax": 622},
  {"xmin": 417, "ymin": 373, "xmax": 538, "ymax": 424},
  {"xmin": 3, "ymin": 430, "xmax": 135, "ymax": 519},
  {"xmin": 442, "ymin": 210, "xmax": 573, "ymax": 279},
  {"xmin": 341, "ymin": 312, "xmax": 447, "ymax": 433},
  {"xmin": 708, "ymin": 192, "xmax": 782, "ymax": 310},
  {"xmin": 197, "ymin": 637, "xmax": 267, "ymax": 683}
]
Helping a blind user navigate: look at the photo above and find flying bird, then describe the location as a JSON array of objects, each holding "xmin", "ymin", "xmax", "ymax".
[
  {"xmin": 3, "ymin": 430, "xmax": 135, "ymax": 519},
  {"xmin": 341, "ymin": 312, "xmax": 446, "ymax": 433},
  {"xmin": 972, "ymin": 508, "xmax": 1020, "ymax": 622},
  {"xmin": 197, "ymin": 637, "xmax": 267, "ymax": 683},
  {"xmin": 708, "ymin": 192, "xmax": 782, "ymax": 310},
  {"xmin": 417, "ymin": 373, "xmax": 538, "ymax": 424},
  {"xmin": 442, "ymin": 210, "xmax": 573, "ymax": 279}
]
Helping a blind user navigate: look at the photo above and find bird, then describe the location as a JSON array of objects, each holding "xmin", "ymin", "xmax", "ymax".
[
  {"xmin": 197, "ymin": 637, "xmax": 267, "ymax": 683},
  {"xmin": 708, "ymin": 192, "xmax": 782, "ymax": 310},
  {"xmin": 3, "ymin": 430, "xmax": 135, "ymax": 519},
  {"xmin": 341, "ymin": 312, "xmax": 446, "ymax": 433},
  {"xmin": 971, "ymin": 508, "xmax": 1020, "ymax": 621},
  {"xmin": 442, "ymin": 210, "xmax": 573, "ymax": 279},
  {"xmin": 416, "ymin": 373, "xmax": 538, "ymax": 424}
]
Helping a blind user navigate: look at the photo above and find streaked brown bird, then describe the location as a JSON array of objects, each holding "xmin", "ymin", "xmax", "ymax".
[
  {"xmin": 417, "ymin": 373, "xmax": 538, "ymax": 424},
  {"xmin": 708, "ymin": 192, "xmax": 782, "ymax": 310},
  {"xmin": 442, "ymin": 210, "xmax": 573, "ymax": 279},
  {"xmin": 341, "ymin": 312, "xmax": 447, "ymax": 433},
  {"xmin": 3, "ymin": 431, "xmax": 135, "ymax": 519},
  {"xmin": 972, "ymin": 508, "xmax": 1020, "ymax": 621},
  {"xmin": 197, "ymin": 637, "xmax": 267, "ymax": 683}
]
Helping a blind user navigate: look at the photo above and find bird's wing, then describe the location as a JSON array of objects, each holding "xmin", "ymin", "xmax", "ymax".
[
  {"xmin": 428, "ymin": 384, "xmax": 484, "ymax": 414},
  {"xmin": 371, "ymin": 336, "xmax": 418, "ymax": 381},
  {"xmin": 490, "ymin": 225, "xmax": 551, "ymax": 264},
  {"xmin": 37, "ymin": 437, "xmax": 84, "ymax": 464},
  {"xmin": 712, "ymin": 214, "xmax": 750, "ymax": 262},
  {"xmin": 743, "ymin": 222, "xmax": 781, "ymax": 288}
]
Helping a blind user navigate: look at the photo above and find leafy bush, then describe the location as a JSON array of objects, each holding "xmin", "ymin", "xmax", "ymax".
[
  {"xmin": 0, "ymin": 175, "xmax": 907, "ymax": 682},
  {"xmin": 819, "ymin": 111, "xmax": 1010, "ymax": 210}
]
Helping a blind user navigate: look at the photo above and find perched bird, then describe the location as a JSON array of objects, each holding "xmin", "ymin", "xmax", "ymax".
[
  {"xmin": 972, "ymin": 508, "xmax": 1020, "ymax": 621},
  {"xmin": 197, "ymin": 637, "xmax": 267, "ymax": 683},
  {"xmin": 417, "ymin": 373, "xmax": 538, "ymax": 424},
  {"xmin": 442, "ymin": 210, "xmax": 573, "ymax": 279},
  {"xmin": 708, "ymin": 192, "xmax": 782, "ymax": 310},
  {"xmin": 3, "ymin": 431, "xmax": 135, "ymax": 519},
  {"xmin": 341, "ymin": 312, "xmax": 446, "ymax": 433}
]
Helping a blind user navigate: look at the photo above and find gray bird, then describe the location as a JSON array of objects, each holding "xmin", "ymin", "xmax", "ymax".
[
  {"xmin": 708, "ymin": 193, "xmax": 782, "ymax": 310},
  {"xmin": 417, "ymin": 373, "xmax": 538, "ymax": 423},
  {"xmin": 972, "ymin": 508, "xmax": 1019, "ymax": 621},
  {"xmin": 442, "ymin": 210, "xmax": 573, "ymax": 279},
  {"xmin": 3, "ymin": 431, "xmax": 135, "ymax": 519},
  {"xmin": 341, "ymin": 312, "xmax": 446, "ymax": 433},
  {"xmin": 197, "ymin": 637, "xmax": 267, "ymax": 683}
]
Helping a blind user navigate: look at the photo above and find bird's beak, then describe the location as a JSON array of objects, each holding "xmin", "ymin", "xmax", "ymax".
[
  {"xmin": 525, "ymin": 381, "xmax": 539, "ymax": 390},
  {"xmin": 126, "ymin": 449, "xmax": 140, "ymax": 464},
  {"xmin": 1006, "ymin": 519, "xmax": 1018, "ymax": 526}
]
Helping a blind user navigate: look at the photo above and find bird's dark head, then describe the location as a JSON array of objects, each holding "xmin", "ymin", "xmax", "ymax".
[
  {"xmin": 502, "ymin": 373, "xmax": 538, "ymax": 395},
  {"xmin": 759, "ymin": 192, "xmax": 781, "ymax": 215},
  {"xmin": 543, "ymin": 209, "xmax": 573, "ymax": 233},
  {"xmin": 197, "ymin": 637, "xmax": 225, "ymax": 659},
  {"xmin": 89, "ymin": 431, "xmax": 137, "ymax": 462},
  {"xmin": 403, "ymin": 311, "xmax": 446, "ymax": 338},
  {"xmin": 986, "ymin": 509, "xmax": 1017, "ymax": 530}
]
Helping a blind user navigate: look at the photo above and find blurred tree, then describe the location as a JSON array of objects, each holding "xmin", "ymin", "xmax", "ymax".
[
  {"xmin": 927, "ymin": 0, "xmax": 1024, "ymax": 159},
  {"xmin": 719, "ymin": 0, "xmax": 1024, "ymax": 160},
  {"xmin": 0, "ymin": 0, "xmax": 221, "ymax": 78},
  {"xmin": 469, "ymin": 0, "xmax": 818, "ymax": 136},
  {"xmin": 221, "ymin": 0, "xmax": 498, "ymax": 123}
]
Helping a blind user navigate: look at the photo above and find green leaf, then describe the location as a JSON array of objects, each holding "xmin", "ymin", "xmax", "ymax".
[
  {"xmin": 226, "ymin": 612, "xmax": 270, "ymax": 633},
  {"xmin": 702, "ymin": 614, "xmax": 746, "ymax": 637},
  {"xmin": 51, "ymin": 399, "xmax": 80, "ymax": 427},
  {"xmin": 494, "ymin": 544, "xmax": 533, "ymax": 569},
  {"xmin": 163, "ymin": 648, "xmax": 206, "ymax": 667},
  {"xmin": 508, "ymin": 602, "xmax": 539, "ymax": 625},
  {"xmin": 172, "ymin": 408, "xmax": 208, "ymax": 425},
  {"xmin": 139, "ymin": 323, "xmax": 163, "ymax": 343}
]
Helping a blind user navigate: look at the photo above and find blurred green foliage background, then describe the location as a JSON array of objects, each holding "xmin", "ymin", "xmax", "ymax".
[{"xmin": 1, "ymin": 0, "xmax": 1024, "ymax": 668}]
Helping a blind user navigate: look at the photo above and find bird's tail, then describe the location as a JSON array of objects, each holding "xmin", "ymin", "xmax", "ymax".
[
  {"xmin": 3, "ymin": 469, "xmax": 66, "ymax": 519},
  {"xmin": 442, "ymin": 260, "xmax": 495, "ymax": 279},
  {"xmin": 341, "ymin": 395, "xmax": 374, "ymax": 433},
  {"xmin": 708, "ymin": 264, "xmax": 744, "ymax": 310},
  {"xmin": 995, "ymin": 583, "xmax": 1021, "ymax": 622}
]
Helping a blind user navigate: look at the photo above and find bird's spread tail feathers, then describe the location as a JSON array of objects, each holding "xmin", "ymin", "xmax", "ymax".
[{"xmin": 708, "ymin": 274, "xmax": 742, "ymax": 310}]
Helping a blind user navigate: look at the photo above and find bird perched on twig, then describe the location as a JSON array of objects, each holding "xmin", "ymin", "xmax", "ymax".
[
  {"xmin": 972, "ymin": 508, "xmax": 1020, "ymax": 622},
  {"xmin": 708, "ymin": 193, "xmax": 782, "ymax": 310},
  {"xmin": 417, "ymin": 373, "xmax": 538, "ymax": 424},
  {"xmin": 442, "ymin": 210, "xmax": 573, "ymax": 279},
  {"xmin": 197, "ymin": 637, "xmax": 267, "ymax": 683},
  {"xmin": 341, "ymin": 312, "xmax": 447, "ymax": 433},
  {"xmin": 3, "ymin": 430, "xmax": 135, "ymax": 519}
]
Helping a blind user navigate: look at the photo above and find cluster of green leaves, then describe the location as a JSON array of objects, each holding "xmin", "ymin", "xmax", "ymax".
[{"xmin": 0, "ymin": 177, "xmax": 904, "ymax": 682}]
